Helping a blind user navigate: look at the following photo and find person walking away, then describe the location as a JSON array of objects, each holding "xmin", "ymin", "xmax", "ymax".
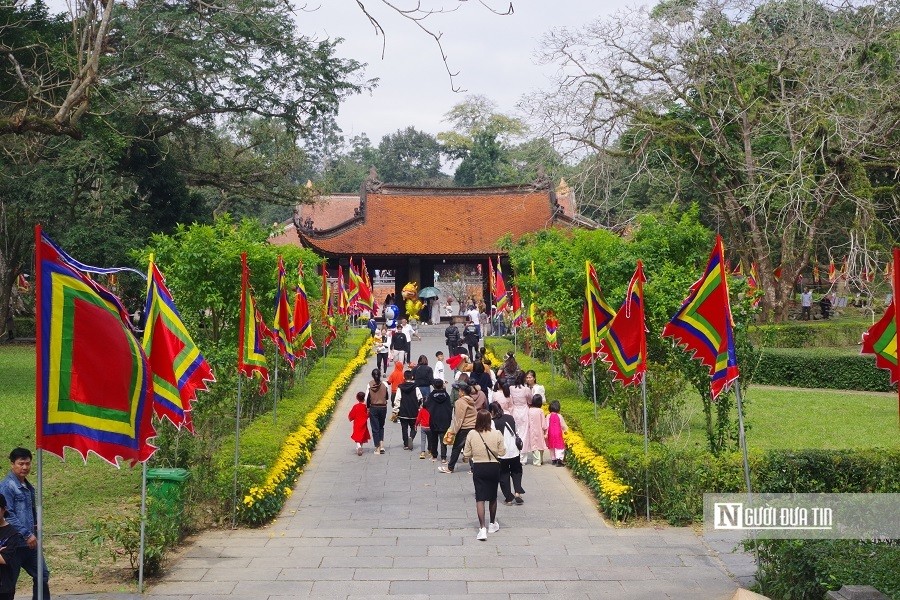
[
  {"xmin": 489, "ymin": 402, "xmax": 525, "ymax": 505},
  {"xmin": 393, "ymin": 370, "xmax": 423, "ymax": 450},
  {"xmin": 367, "ymin": 315, "xmax": 377, "ymax": 337},
  {"xmin": 375, "ymin": 325, "xmax": 390, "ymax": 374},
  {"xmin": 425, "ymin": 380, "xmax": 453, "ymax": 463},
  {"xmin": 348, "ymin": 392, "xmax": 371, "ymax": 456},
  {"xmin": 433, "ymin": 351, "xmax": 447, "ymax": 384},
  {"xmin": 0, "ymin": 493, "xmax": 25, "ymax": 600},
  {"xmin": 508, "ymin": 371, "xmax": 533, "ymax": 463},
  {"xmin": 391, "ymin": 326, "xmax": 408, "ymax": 365},
  {"xmin": 524, "ymin": 394, "xmax": 548, "ymax": 466},
  {"xmin": 463, "ymin": 318, "xmax": 479, "ymax": 359},
  {"xmin": 801, "ymin": 288, "xmax": 813, "ymax": 320},
  {"xmin": 444, "ymin": 323, "xmax": 461, "ymax": 357},
  {"xmin": 412, "ymin": 354, "xmax": 433, "ymax": 401},
  {"xmin": 819, "ymin": 294, "xmax": 832, "ymax": 319},
  {"xmin": 463, "ymin": 410, "xmax": 506, "ymax": 540},
  {"xmin": 438, "ymin": 384, "xmax": 478, "ymax": 474},
  {"xmin": 387, "ymin": 361, "xmax": 405, "ymax": 396},
  {"xmin": 545, "ymin": 400, "xmax": 569, "ymax": 466},
  {"xmin": 364, "ymin": 370, "xmax": 390, "ymax": 454},
  {"xmin": 415, "ymin": 402, "xmax": 431, "ymax": 459},
  {"xmin": 0, "ymin": 448, "xmax": 50, "ymax": 600},
  {"xmin": 492, "ymin": 379, "xmax": 513, "ymax": 414}
]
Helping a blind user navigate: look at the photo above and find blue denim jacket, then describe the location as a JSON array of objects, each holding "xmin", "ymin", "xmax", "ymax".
[{"xmin": 0, "ymin": 470, "xmax": 36, "ymax": 539}]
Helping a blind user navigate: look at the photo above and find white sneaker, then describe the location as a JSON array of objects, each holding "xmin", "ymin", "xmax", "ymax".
[
  {"xmin": 488, "ymin": 521, "xmax": 500, "ymax": 534},
  {"xmin": 476, "ymin": 527, "xmax": 487, "ymax": 541}
]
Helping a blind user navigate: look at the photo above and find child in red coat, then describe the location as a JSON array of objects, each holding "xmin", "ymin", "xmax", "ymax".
[
  {"xmin": 415, "ymin": 404, "xmax": 431, "ymax": 459},
  {"xmin": 348, "ymin": 391, "xmax": 371, "ymax": 456}
]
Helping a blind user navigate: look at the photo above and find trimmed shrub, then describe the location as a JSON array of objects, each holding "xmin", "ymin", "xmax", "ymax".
[
  {"xmin": 749, "ymin": 320, "xmax": 870, "ymax": 348},
  {"xmin": 753, "ymin": 347, "xmax": 893, "ymax": 392}
]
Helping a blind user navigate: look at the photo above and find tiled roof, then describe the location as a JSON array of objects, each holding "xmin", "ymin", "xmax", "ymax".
[
  {"xmin": 297, "ymin": 195, "xmax": 360, "ymax": 230},
  {"xmin": 297, "ymin": 188, "xmax": 561, "ymax": 257}
]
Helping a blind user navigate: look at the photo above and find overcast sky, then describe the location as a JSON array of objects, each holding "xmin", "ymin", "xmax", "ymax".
[{"xmin": 299, "ymin": 1, "xmax": 641, "ymax": 144}]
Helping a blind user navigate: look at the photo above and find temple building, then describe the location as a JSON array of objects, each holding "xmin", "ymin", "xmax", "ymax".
[{"xmin": 270, "ymin": 169, "xmax": 595, "ymax": 309}]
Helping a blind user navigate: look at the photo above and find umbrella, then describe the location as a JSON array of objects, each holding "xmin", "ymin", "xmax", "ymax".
[{"xmin": 418, "ymin": 286, "xmax": 440, "ymax": 299}]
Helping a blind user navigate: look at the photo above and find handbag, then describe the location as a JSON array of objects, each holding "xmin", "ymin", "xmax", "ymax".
[
  {"xmin": 505, "ymin": 422, "xmax": 523, "ymax": 451},
  {"xmin": 443, "ymin": 430, "xmax": 456, "ymax": 445}
]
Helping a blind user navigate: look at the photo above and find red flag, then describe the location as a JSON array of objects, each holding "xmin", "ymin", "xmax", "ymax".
[
  {"xmin": 291, "ymin": 261, "xmax": 315, "ymax": 357},
  {"xmin": 494, "ymin": 258, "xmax": 509, "ymax": 311},
  {"xmin": 511, "ymin": 286, "xmax": 524, "ymax": 327},
  {"xmin": 545, "ymin": 311, "xmax": 559, "ymax": 350},
  {"xmin": 143, "ymin": 260, "xmax": 215, "ymax": 432},
  {"xmin": 273, "ymin": 256, "xmax": 296, "ymax": 366},
  {"xmin": 580, "ymin": 261, "xmax": 616, "ymax": 366},
  {"xmin": 598, "ymin": 262, "xmax": 647, "ymax": 386},
  {"xmin": 36, "ymin": 226, "xmax": 156, "ymax": 465},
  {"xmin": 238, "ymin": 253, "xmax": 270, "ymax": 394},
  {"xmin": 662, "ymin": 235, "xmax": 739, "ymax": 400},
  {"xmin": 828, "ymin": 260, "xmax": 837, "ymax": 282}
]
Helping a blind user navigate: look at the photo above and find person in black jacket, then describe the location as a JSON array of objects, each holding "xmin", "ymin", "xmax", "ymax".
[
  {"xmin": 444, "ymin": 323, "xmax": 461, "ymax": 356},
  {"xmin": 412, "ymin": 355, "xmax": 434, "ymax": 401},
  {"xmin": 393, "ymin": 371, "xmax": 423, "ymax": 450},
  {"xmin": 424, "ymin": 379, "xmax": 453, "ymax": 463},
  {"xmin": 391, "ymin": 327, "xmax": 408, "ymax": 364},
  {"xmin": 463, "ymin": 318, "xmax": 479, "ymax": 359}
]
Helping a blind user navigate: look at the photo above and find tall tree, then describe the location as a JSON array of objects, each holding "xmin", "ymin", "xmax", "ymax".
[
  {"xmin": 529, "ymin": 0, "xmax": 900, "ymax": 321},
  {"xmin": 375, "ymin": 127, "xmax": 445, "ymax": 185}
]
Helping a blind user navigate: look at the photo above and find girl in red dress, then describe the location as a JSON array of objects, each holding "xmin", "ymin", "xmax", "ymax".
[{"xmin": 348, "ymin": 391, "xmax": 371, "ymax": 456}]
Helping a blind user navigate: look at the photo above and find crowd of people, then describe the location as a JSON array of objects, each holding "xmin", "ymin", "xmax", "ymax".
[{"xmin": 349, "ymin": 320, "xmax": 569, "ymax": 541}]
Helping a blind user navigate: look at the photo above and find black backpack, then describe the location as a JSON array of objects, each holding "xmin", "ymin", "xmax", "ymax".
[
  {"xmin": 392, "ymin": 331, "xmax": 407, "ymax": 349},
  {"xmin": 445, "ymin": 326, "xmax": 460, "ymax": 345}
]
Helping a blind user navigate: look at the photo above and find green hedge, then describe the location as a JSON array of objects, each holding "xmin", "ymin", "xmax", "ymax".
[
  {"xmin": 753, "ymin": 347, "xmax": 893, "ymax": 392},
  {"xmin": 749, "ymin": 319, "xmax": 869, "ymax": 348},
  {"xmin": 209, "ymin": 329, "xmax": 369, "ymax": 520},
  {"xmin": 752, "ymin": 539, "xmax": 900, "ymax": 600},
  {"xmin": 12, "ymin": 317, "xmax": 35, "ymax": 337}
]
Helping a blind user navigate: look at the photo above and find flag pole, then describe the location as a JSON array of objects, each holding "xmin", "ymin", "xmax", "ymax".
[
  {"xmin": 734, "ymin": 379, "xmax": 752, "ymax": 496},
  {"xmin": 893, "ymin": 247, "xmax": 900, "ymax": 428},
  {"xmin": 272, "ymin": 351, "xmax": 279, "ymax": 425},
  {"xmin": 232, "ymin": 375, "xmax": 243, "ymax": 529},
  {"xmin": 34, "ymin": 224, "xmax": 45, "ymax": 600},
  {"xmin": 591, "ymin": 360, "xmax": 598, "ymax": 419},
  {"xmin": 36, "ymin": 450, "xmax": 44, "ymax": 600},
  {"xmin": 138, "ymin": 461, "xmax": 148, "ymax": 592},
  {"xmin": 641, "ymin": 375, "xmax": 650, "ymax": 521}
]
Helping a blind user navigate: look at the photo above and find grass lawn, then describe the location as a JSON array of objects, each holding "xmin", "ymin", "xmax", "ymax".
[
  {"xmin": 669, "ymin": 384, "xmax": 900, "ymax": 451},
  {"xmin": 0, "ymin": 345, "xmax": 142, "ymax": 594}
]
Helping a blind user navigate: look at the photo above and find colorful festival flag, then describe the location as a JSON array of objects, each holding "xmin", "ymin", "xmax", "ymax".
[
  {"xmin": 662, "ymin": 235, "xmax": 740, "ymax": 400},
  {"xmin": 494, "ymin": 258, "xmax": 509, "ymax": 311},
  {"xmin": 545, "ymin": 311, "xmax": 559, "ymax": 350},
  {"xmin": 579, "ymin": 261, "xmax": 616, "ymax": 366},
  {"xmin": 321, "ymin": 264, "xmax": 337, "ymax": 347},
  {"xmin": 861, "ymin": 248, "xmax": 900, "ymax": 423},
  {"xmin": 345, "ymin": 259, "xmax": 361, "ymax": 312},
  {"xmin": 731, "ymin": 261, "xmax": 744, "ymax": 277},
  {"xmin": 511, "ymin": 286, "xmax": 524, "ymax": 328},
  {"xmin": 272, "ymin": 256, "xmax": 296, "ymax": 366},
  {"xmin": 336, "ymin": 265, "xmax": 349, "ymax": 316},
  {"xmin": 291, "ymin": 261, "xmax": 315, "ymax": 357},
  {"xmin": 35, "ymin": 226, "xmax": 156, "ymax": 466},
  {"xmin": 598, "ymin": 261, "xmax": 647, "ymax": 386},
  {"xmin": 16, "ymin": 273, "xmax": 29, "ymax": 291},
  {"xmin": 488, "ymin": 257, "xmax": 496, "ymax": 306},
  {"xmin": 773, "ymin": 265, "xmax": 782, "ymax": 281},
  {"xmin": 747, "ymin": 263, "xmax": 761, "ymax": 306},
  {"xmin": 142, "ymin": 260, "xmax": 215, "ymax": 432},
  {"xmin": 829, "ymin": 260, "xmax": 837, "ymax": 282},
  {"xmin": 813, "ymin": 264, "xmax": 820, "ymax": 284},
  {"xmin": 238, "ymin": 253, "xmax": 270, "ymax": 394}
]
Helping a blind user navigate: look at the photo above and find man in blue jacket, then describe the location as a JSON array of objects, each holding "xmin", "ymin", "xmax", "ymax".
[{"xmin": 0, "ymin": 448, "xmax": 50, "ymax": 600}]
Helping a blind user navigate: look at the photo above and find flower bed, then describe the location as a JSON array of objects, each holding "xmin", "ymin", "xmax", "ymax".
[
  {"xmin": 564, "ymin": 430, "xmax": 633, "ymax": 521},
  {"xmin": 239, "ymin": 336, "xmax": 373, "ymax": 524}
]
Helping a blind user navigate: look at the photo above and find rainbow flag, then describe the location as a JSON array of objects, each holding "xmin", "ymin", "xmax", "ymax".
[
  {"xmin": 345, "ymin": 259, "xmax": 361, "ymax": 312},
  {"xmin": 598, "ymin": 261, "xmax": 647, "ymax": 386},
  {"xmin": 511, "ymin": 286, "xmax": 524, "ymax": 328},
  {"xmin": 494, "ymin": 258, "xmax": 509, "ymax": 311},
  {"xmin": 272, "ymin": 256, "xmax": 296, "ymax": 366},
  {"xmin": 35, "ymin": 226, "xmax": 156, "ymax": 466},
  {"xmin": 143, "ymin": 260, "xmax": 215, "ymax": 432},
  {"xmin": 662, "ymin": 235, "xmax": 739, "ymax": 400},
  {"xmin": 291, "ymin": 261, "xmax": 315, "ymax": 358},
  {"xmin": 238, "ymin": 253, "xmax": 269, "ymax": 394},
  {"xmin": 579, "ymin": 261, "xmax": 616, "ymax": 366},
  {"xmin": 545, "ymin": 311, "xmax": 559, "ymax": 350}
]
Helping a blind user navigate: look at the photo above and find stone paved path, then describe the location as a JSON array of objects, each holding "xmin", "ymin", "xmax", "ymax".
[{"xmin": 60, "ymin": 323, "xmax": 754, "ymax": 600}]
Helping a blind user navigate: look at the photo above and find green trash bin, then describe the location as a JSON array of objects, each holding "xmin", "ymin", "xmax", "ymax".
[{"xmin": 146, "ymin": 468, "xmax": 190, "ymax": 526}]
